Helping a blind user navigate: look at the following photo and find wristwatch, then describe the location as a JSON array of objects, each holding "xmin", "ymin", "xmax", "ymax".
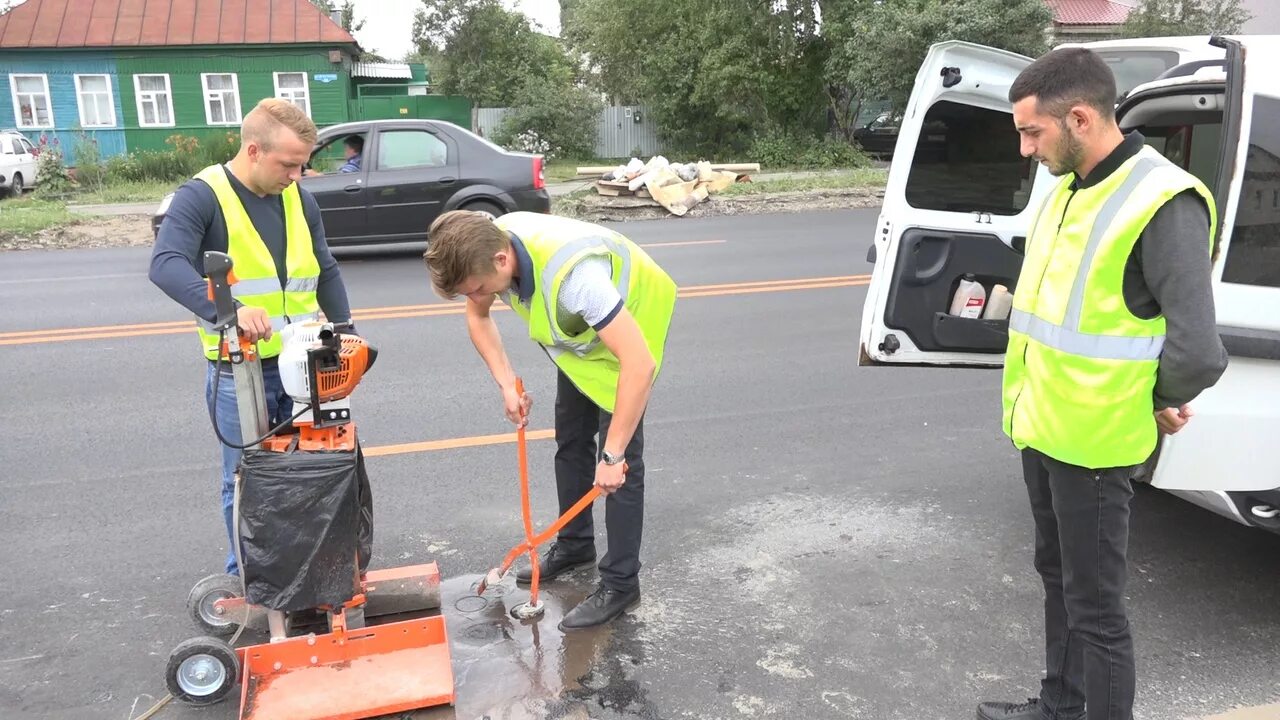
[{"xmin": 601, "ymin": 449, "xmax": 625, "ymax": 466}]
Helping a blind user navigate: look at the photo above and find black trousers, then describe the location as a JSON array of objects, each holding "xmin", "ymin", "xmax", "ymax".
[
  {"xmin": 553, "ymin": 370, "xmax": 646, "ymax": 592},
  {"xmin": 1022, "ymin": 448, "xmax": 1137, "ymax": 720}
]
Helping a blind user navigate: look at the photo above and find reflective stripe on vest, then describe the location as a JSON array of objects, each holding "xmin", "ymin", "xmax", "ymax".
[
  {"xmin": 534, "ymin": 234, "xmax": 634, "ymax": 356},
  {"xmin": 192, "ymin": 165, "xmax": 321, "ymax": 360},
  {"xmin": 494, "ymin": 212, "xmax": 677, "ymax": 413},
  {"xmin": 1001, "ymin": 146, "xmax": 1217, "ymax": 468}
]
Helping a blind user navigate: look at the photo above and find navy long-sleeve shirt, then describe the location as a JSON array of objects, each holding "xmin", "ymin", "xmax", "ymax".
[{"xmin": 149, "ymin": 165, "xmax": 351, "ymax": 331}]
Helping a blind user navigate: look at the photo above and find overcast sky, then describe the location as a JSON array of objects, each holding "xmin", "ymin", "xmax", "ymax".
[{"xmin": 344, "ymin": 0, "xmax": 562, "ymax": 60}]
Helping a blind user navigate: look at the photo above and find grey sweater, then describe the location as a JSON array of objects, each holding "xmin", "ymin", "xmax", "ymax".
[{"xmin": 1079, "ymin": 131, "xmax": 1228, "ymax": 410}]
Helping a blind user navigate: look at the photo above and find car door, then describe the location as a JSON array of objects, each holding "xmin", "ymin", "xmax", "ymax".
[
  {"xmin": 1143, "ymin": 37, "xmax": 1280, "ymax": 494},
  {"xmin": 298, "ymin": 132, "xmax": 369, "ymax": 245},
  {"xmin": 858, "ymin": 40, "xmax": 1043, "ymax": 368},
  {"xmin": 365, "ymin": 124, "xmax": 459, "ymax": 243}
]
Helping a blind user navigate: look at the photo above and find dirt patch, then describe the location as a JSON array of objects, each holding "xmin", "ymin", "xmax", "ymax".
[
  {"xmin": 0, "ymin": 214, "xmax": 154, "ymax": 251},
  {"xmin": 558, "ymin": 186, "xmax": 885, "ymax": 223}
]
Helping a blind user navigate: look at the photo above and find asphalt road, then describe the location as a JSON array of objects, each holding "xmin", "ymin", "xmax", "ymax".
[{"xmin": 0, "ymin": 209, "xmax": 1276, "ymax": 720}]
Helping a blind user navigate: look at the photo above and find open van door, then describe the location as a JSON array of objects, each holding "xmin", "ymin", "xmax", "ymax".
[
  {"xmin": 1137, "ymin": 36, "xmax": 1280, "ymax": 497},
  {"xmin": 859, "ymin": 41, "xmax": 1045, "ymax": 367}
]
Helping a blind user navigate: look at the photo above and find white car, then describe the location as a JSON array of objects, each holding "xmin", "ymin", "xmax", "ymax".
[
  {"xmin": 0, "ymin": 129, "xmax": 38, "ymax": 196},
  {"xmin": 858, "ymin": 36, "xmax": 1280, "ymax": 534}
]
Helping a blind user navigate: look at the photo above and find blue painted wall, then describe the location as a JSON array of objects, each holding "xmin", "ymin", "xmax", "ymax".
[{"xmin": 0, "ymin": 51, "xmax": 127, "ymax": 164}]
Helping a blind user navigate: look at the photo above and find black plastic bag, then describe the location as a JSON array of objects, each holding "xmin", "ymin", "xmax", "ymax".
[{"xmin": 238, "ymin": 445, "xmax": 374, "ymax": 611}]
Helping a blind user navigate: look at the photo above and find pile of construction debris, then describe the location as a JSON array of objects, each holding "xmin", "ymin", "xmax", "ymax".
[{"xmin": 578, "ymin": 157, "xmax": 761, "ymax": 216}]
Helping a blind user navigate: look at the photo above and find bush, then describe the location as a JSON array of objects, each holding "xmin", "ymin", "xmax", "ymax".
[
  {"xmin": 493, "ymin": 83, "xmax": 604, "ymax": 160},
  {"xmin": 32, "ymin": 134, "xmax": 74, "ymax": 198},
  {"xmin": 72, "ymin": 130, "xmax": 107, "ymax": 193},
  {"xmin": 747, "ymin": 130, "xmax": 870, "ymax": 170}
]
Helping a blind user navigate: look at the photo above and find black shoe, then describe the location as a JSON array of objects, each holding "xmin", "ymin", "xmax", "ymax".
[
  {"xmin": 515, "ymin": 542, "xmax": 596, "ymax": 585},
  {"xmin": 559, "ymin": 585, "xmax": 640, "ymax": 631},
  {"xmin": 977, "ymin": 698, "xmax": 1083, "ymax": 720}
]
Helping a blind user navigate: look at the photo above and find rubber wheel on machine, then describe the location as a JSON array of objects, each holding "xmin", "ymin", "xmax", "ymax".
[
  {"xmin": 165, "ymin": 636, "xmax": 240, "ymax": 706},
  {"xmin": 186, "ymin": 573, "xmax": 244, "ymax": 636},
  {"xmin": 463, "ymin": 200, "xmax": 505, "ymax": 221}
]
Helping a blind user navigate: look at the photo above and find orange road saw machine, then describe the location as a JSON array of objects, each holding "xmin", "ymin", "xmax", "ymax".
[{"xmin": 163, "ymin": 251, "xmax": 455, "ymax": 719}]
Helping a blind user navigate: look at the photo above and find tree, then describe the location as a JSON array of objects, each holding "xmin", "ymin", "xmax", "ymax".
[
  {"xmin": 1119, "ymin": 0, "xmax": 1251, "ymax": 37},
  {"xmin": 311, "ymin": 0, "xmax": 366, "ymax": 34},
  {"xmin": 568, "ymin": 0, "xmax": 830, "ymax": 154},
  {"xmin": 825, "ymin": 0, "xmax": 1053, "ymax": 115},
  {"xmin": 412, "ymin": 0, "xmax": 576, "ymax": 107}
]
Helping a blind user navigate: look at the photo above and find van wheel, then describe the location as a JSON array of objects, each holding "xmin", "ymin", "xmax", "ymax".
[
  {"xmin": 463, "ymin": 200, "xmax": 505, "ymax": 221},
  {"xmin": 10, "ymin": 173, "xmax": 22, "ymax": 196}
]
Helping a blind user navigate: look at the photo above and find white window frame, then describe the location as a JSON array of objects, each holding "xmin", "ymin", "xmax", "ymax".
[
  {"xmin": 273, "ymin": 72, "xmax": 311, "ymax": 117},
  {"xmin": 201, "ymin": 73, "xmax": 242, "ymax": 126},
  {"xmin": 9, "ymin": 74, "xmax": 54, "ymax": 129},
  {"xmin": 133, "ymin": 74, "xmax": 175, "ymax": 128},
  {"xmin": 74, "ymin": 74, "xmax": 116, "ymax": 128}
]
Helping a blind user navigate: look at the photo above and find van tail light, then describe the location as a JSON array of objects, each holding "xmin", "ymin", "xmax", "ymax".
[{"xmin": 533, "ymin": 156, "xmax": 545, "ymax": 190}]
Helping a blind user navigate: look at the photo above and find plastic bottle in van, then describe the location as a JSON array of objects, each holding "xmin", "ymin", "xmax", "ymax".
[
  {"xmin": 949, "ymin": 274, "xmax": 987, "ymax": 319},
  {"xmin": 984, "ymin": 284, "xmax": 1013, "ymax": 321}
]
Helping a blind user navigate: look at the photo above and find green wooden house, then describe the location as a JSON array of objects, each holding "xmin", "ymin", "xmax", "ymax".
[{"xmin": 0, "ymin": 0, "xmax": 470, "ymax": 162}]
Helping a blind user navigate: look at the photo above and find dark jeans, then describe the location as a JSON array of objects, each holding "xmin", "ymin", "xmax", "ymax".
[
  {"xmin": 1022, "ymin": 448, "xmax": 1137, "ymax": 720},
  {"xmin": 553, "ymin": 370, "xmax": 646, "ymax": 593}
]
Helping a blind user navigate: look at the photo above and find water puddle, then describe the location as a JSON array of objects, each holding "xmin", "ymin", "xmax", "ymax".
[{"xmin": 402, "ymin": 574, "xmax": 657, "ymax": 720}]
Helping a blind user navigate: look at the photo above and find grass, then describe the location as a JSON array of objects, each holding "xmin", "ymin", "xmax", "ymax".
[
  {"xmin": 0, "ymin": 195, "xmax": 77, "ymax": 235},
  {"xmin": 67, "ymin": 179, "xmax": 176, "ymax": 205},
  {"xmin": 718, "ymin": 167, "xmax": 888, "ymax": 196}
]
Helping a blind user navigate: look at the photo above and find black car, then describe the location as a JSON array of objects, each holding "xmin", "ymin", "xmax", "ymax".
[{"xmin": 151, "ymin": 119, "xmax": 551, "ymax": 245}]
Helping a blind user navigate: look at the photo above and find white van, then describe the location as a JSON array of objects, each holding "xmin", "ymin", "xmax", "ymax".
[{"xmin": 858, "ymin": 36, "xmax": 1280, "ymax": 534}]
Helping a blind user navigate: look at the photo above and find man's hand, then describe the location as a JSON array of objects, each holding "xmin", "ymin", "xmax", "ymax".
[
  {"xmin": 594, "ymin": 460, "xmax": 626, "ymax": 495},
  {"xmin": 236, "ymin": 306, "xmax": 273, "ymax": 343},
  {"xmin": 1155, "ymin": 404, "xmax": 1193, "ymax": 435},
  {"xmin": 503, "ymin": 383, "xmax": 532, "ymax": 427}
]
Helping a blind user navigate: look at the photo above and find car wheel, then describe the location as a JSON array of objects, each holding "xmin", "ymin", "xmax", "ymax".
[
  {"xmin": 10, "ymin": 173, "xmax": 22, "ymax": 196},
  {"xmin": 463, "ymin": 200, "xmax": 505, "ymax": 221}
]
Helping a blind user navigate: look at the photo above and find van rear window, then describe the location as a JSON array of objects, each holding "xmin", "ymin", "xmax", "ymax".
[
  {"xmin": 1222, "ymin": 94, "xmax": 1280, "ymax": 289},
  {"xmin": 904, "ymin": 100, "xmax": 1035, "ymax": 216}
]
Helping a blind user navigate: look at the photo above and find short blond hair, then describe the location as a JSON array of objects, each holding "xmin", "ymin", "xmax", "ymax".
[
  {"xmin": 423, "ymin": 210, "xmax": 509, "ymax": 298},
  {"xmin": 242, "ymin": 98, "xmax": 317, "ymax": 149}
]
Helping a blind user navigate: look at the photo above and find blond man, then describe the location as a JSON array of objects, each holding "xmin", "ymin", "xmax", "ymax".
[
  {"xmin": 424, "ymin": 211, "xmax": 677, "ymax": 630},
  {"xmin": 150, "ymin": 98, "xmax": 354, "ymax": 576}
]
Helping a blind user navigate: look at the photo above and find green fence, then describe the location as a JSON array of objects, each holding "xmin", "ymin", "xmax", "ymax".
[{"xmin": 348, "ymin": 95, "xmax": 471, "ymax": 129}]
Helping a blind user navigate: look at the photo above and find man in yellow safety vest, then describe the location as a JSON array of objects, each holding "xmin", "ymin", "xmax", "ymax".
[
  {"xmin": 977, "ymin": 48, "xmax": 1228, "ymax": 720},
  {"xmin": 150, "ymin": 98, "xmax": 354, "ymax": 577},
  {"xmin": 424, "ymin": 210, "xmax": 677, "ymax": 631}
]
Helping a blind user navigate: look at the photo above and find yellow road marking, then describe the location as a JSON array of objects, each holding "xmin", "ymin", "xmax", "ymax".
[{"xmin": 0, "ymin": 275, "xmax": 871, "ymax": 346}]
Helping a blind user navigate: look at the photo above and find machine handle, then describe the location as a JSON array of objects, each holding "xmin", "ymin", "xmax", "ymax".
[{"xmin": 203, "ymin": 251, "xmax": 239, "ymax": 332}]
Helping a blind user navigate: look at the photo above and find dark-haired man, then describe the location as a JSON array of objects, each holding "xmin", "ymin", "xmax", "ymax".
[{"xmin": 978, "ymin": 47, "xmax": 1227, "ymax": 720}]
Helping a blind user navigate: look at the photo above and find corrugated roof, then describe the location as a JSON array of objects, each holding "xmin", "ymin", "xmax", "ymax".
[
  {"xmin": 0, "ymin": 0, "xmax": 359, "ymax": 49},
  {"xmin": 351, "ymin": 62, "xmax": 413, "ymax": 80},
  {"xmin": 1046, "ymin": 0, "xmax": 1134, "ymax": 26}
]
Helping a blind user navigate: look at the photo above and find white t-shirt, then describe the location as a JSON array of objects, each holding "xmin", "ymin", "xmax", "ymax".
[{"xmin": 555, "ymin": 256, "xmax": 623, "ymax": 335}]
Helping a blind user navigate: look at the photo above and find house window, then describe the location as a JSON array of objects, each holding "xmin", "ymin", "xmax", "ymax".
[
  {"xmin": 10, "ymin": 74, "xmax": 53, "ymax": 129},
  {"xmin": 134, "ymin": 74, "xmax": 174, "ymax": 127},
  {"xmin": 274, "ymin": 72, "xmax": 310, "ymax": 117},
  {"xmin": 202, "ymin": 73, "xmax": 241, "ymax": 125},
  {"xmin": 75, "ymin": 74, "xmax": 115, "ymax": 128}
]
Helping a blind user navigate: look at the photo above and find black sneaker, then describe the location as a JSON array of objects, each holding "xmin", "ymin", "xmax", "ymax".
[
  {"xmin": 977, "ymin": 698, "xmax": 1084, "ymax": 720},
  {"xmin": 559, "ymin": 585, "xmax": 640, "ymax": 631},
  {"xmin": 515, "ymin": 542, "xmax": 596, "ymax": 585}
]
